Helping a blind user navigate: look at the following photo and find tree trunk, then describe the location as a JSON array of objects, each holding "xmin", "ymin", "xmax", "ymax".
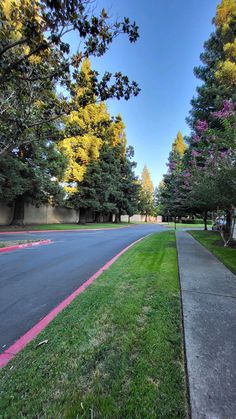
[
  {"xmin": 115, "ymin": 212, "xmax": 121, "ymax": 223},
  {"xmin": 226, "ymin": 209, "xmax": 232, "ymax": 233},
  {"xmin": 11, "ymin": 196, "xmax": 25, "ymax": 225},
  {"xmin": 203, "ymin": 212, "xmax": 208, "ymax": 231},
  {"xmin": 79, "ymin": 208, "xmax": 87, "ymax": 225},
  {"xmin": 95, "ymin": 212, "xmax": 101, "ymax": 223},
  {"xmin": 145, "ymin": 212, "xmax": 147, "ymax": 222},
  {"xmin": 220, "ymin": 208, "xmax": 235, "ymax": 247}
]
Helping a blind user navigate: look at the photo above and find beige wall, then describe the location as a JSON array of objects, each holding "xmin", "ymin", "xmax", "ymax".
[
  {"xmin": 24, "ymin": 203, "xmax": 79, "ymax": 225},
  {"xmin": 0, "ymin": 202, "xmax": 162, "ymax": 226},
  {"xmin": 121, "ymin": 214, "xmax": 159, "ymax": 223},
  {"xmin": 0, "ymin": 202, "xmax": 14, "ymax": 225},
  {"xmin": 0, "ymin": 201, "xmax": 79, "ymax": 225}
]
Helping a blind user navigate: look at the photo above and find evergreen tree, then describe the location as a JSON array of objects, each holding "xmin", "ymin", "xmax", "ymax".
[
  {"xmin": 214, "ymin": 0, "xmax": 236, "ymax": 87},
  {"xmin": 69, "ymin": 143, "xmax": 139, "ymax": 223},
  {"xmin": 58, "ymin": 59, "xmax": 111, "ymax": 194},
  {"xmin": 58, "ymin": 60, "xmax": 128, "ymax": 197},
  {"xmin": 139, "ymin": 165, "xmax": 155, "ymax": 221},
  {"xmin": 160, "ymin": 1, "xmax": 236, "ymax": 241},
  {"xmin": 140, "ymin": 165, "xmax": 154, "ymax": 193},
  {"xmin": 159, "ymin": 133, "xmax": 188, "ymax": 221},
  {"xmin": 0, "ymin": 134, "xmax": 67, "ymax": 224},
  {"xmin": 120, "ymin": 146, "xmax": 140, "ymax": 221},
  {"xmin": 172, "ymin": 131, "xmax": 187, "ymax": 156},
  {"xmin": 187, "ymin": 0, "xmax": 236, "ymax": 127},
  {"xmin": 58, "ymin": 57, "xmax": 137, "ymax": 223}
]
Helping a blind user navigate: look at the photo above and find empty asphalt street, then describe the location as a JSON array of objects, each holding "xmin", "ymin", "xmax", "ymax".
[{"xmin": 0, "ymin": 224, "xmax": 164, "ymax": 352}]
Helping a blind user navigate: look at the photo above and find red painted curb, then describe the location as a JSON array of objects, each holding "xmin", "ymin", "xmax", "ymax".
[
  {"xmin": 0, "ymin": 234, "xmax": 149, "ymax": 368},
  {"xmin": 0, "ymin": 239, "xmax": 52, "ymax": 253}
]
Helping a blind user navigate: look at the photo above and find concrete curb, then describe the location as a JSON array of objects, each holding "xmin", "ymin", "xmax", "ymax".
[
  {"xmin": 0, "ymin": 239, "xmax": 52, "ymax": 253},
  {"xmin": 0, "ymin": 234, "xmax": 149, "ymax": 368}
]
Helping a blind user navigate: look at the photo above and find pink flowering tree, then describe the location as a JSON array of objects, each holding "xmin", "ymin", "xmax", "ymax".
[
  {"xmin": 160, "ymin": 100, "xmax": 236, "ymax": 239},
  {"xmin": 183, "ymin": 100, "xmax": 236, "ymax": 243}
]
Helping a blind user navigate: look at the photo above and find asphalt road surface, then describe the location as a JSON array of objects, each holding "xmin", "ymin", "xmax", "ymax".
[{"xmin": 0, "ymin": 224, "xmax": 165, "ymax": 352}]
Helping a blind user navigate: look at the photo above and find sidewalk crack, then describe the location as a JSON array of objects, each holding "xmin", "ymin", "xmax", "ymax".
[{"xmin": 181, "ymin": 288, "xmax": 236, "ymax": 299}]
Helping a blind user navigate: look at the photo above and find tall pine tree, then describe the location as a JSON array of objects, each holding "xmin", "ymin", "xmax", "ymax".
[
  {"xmin": 187, "ymin": 0, "xmax": 236, "ymax": 127},
  {"xmin": 139, "ymin": 165, "xmax": 155, "ymax": 221}
]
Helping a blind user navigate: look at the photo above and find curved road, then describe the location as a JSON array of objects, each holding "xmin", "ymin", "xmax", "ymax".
[{"xmin": 0, "ymin": 224, "xmax": 164, "ymax": 352}]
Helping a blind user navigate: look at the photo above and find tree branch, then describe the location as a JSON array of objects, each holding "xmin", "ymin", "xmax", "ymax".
[
  {"xmin": 25, "ymin": 114, "xmax": 64, "ymax": 130},
  {"xmin": 0, "ymin": 38, "xmax": 28, "ymax": 56},
  {"xmin": 0, "ymin": 44, "xmax": 48, "ymax": 83}
]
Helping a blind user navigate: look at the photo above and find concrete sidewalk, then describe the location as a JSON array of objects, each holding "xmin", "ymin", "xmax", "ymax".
[{"xmin": 176, "ymin": 231, "xmax": 236, "ymax": 419}]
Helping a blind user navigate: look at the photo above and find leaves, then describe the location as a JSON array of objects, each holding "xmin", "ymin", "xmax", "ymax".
[{"xmin": 0, "ymin": 1, "xmax": 140, "ymax": 155}]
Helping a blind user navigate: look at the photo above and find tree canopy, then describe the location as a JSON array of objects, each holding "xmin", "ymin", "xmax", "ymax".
[
  {"xmin": 0, "ymin": 0, "xmax": 140, "ymax": 155},
  {"xmin": 0, "ymin": 2, "xmax": 141, "ymax": 224},
  {"xmin": 159, "ymin": 0, "xmax": 236, "ymax": 244}
]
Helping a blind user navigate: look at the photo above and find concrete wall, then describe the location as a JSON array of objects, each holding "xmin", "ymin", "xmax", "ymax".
[
  {"xmin": 0, "ymin": 201, "xmax": 79, "ymax": 225},
  {"xmin": 24, "ymin": 203, "xmax": 79, "ymax": 225},
  {"xmin": 0, "ymin": 201, "xmax": 161, "ymax": 226},
  {"xmin": 0, "ymin": 202, "xmax": 14, "ymax": 225},
  {"xmin": 121, "ymin": 214, "xmax": 159, "ymax": 223},
  {"xmin": 0, "ymin": 202, "xmax": 149, "ymax": 226}
]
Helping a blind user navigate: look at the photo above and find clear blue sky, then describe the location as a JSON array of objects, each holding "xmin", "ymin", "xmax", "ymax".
[{"xmin": 70, "ymin": 0, "xmax": 220, "ymax": 187}]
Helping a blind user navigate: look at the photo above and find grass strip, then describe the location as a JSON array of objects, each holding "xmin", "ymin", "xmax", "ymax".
[
  {"xmin": 189, "ymin": 230, "xmax": 236, "ymax": 275},
  {"xmin": 162, "ymin": 223, "xmax": 207, "ymax": 229},
  {"xmin": 0, "ymin": 240, "xmax": 41, "ymax": 248},
  {"xmin": 0, "ymin": 232, "xmax": 187, "ymax": 418},
  {"xmin": 0, "ymin": 223, "xmax": 131, "ymax": 232}
]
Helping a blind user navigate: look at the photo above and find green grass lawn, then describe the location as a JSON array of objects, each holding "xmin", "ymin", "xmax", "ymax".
[
  {"xmin": 189, "ymin": 230, "xmax": 236, "ymax": 275},
  {"xmin": 0, "ymin": 223, "xmax": 131, "ymax": 231},
  {"xmin": 162, "ymin": 222, "xmax": 209, "ymax": 229},
  {"xmin": 0, "ymin": 232, "xmax": 187, "ymax": 418}
]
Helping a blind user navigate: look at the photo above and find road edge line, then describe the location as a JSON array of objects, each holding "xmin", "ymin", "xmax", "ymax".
[
  {"xmin": 0, "ymin": 239, "xmax": 52, "ymax": 253},
  {"xmin": 0, "ymin": 234, "xmax": 150, "ymax": 368}
]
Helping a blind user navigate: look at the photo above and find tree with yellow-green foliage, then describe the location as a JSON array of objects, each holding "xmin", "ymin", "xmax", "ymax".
[
  {"xmin": 58, "ymin": 59, "xmax": 138, "ymax": 223},
  {"xmin": 0, "ymin": 0, "xmax": 140, "ymax": 155},
  {"xmin": 58, "ymin": 60, "xmax": 127, "ymax": 194},
  {"xmin": 58, "ymin": 59, "xmax": 109, "ymax": 193},
  {"xmin": 138, "ymin": 165, "xmax": 155, "ymax": 221},
  {"xmin": 172, "ymin": 131, "xmax": 187, "ymax": 157},
  {"xmin": 63, "ymin": 95, "xmax": 139, "ymax": 223},
  {"xmin": 215, "ymin": 0, "xmax": 236, "ymax": 86},
  {"xmin": 187, "ymin": 0, "xmax": 236, "ymax": 127},
  {"xmin": 161, "ymin": 1, "xmax": 236, "ymax": 239},
  {"xmin": 140, "ymin": 165, "xmax": 154, "ymax": 194},
  {"xmin": 0, "ymin": 1, "xmax": 140, "ymax": 223},
  {"xmin": 0, "ymin": 1, "xmax": 68, "ymax": 222}
]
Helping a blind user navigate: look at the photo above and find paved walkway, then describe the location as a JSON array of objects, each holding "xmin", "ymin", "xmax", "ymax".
[{"xmin": 176, "ymin": 231, "xmax": 236, "ymax": 419}]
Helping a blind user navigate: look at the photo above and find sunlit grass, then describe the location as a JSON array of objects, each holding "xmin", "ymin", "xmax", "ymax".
[
  {"xmin": 0, "ymin": 232, "xmax": 187, "ymax": 418},
  {"xmin": 189, "ymin": 230, "xmax": 236, "ymax": 275},
  {"xmin": 162, "ymin": 222, "xmax": 209, "ymax": 229}
]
